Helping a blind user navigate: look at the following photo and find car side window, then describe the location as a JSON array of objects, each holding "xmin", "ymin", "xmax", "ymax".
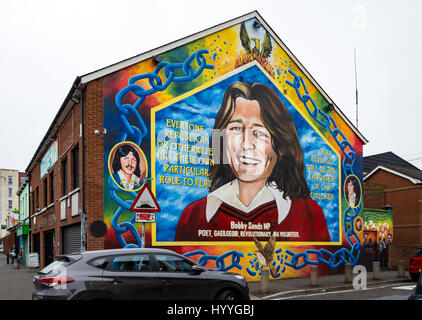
[
  {"xmin": 88, "ymin": 257, "xmax": 109, "ymax": 270},
  {"xmin": 109, "ymin": 254, "xmax": 152, "ymax": 272},
  {"xmin": 154, "ymin": 254, "xmax": 194, "ymax": 273}
]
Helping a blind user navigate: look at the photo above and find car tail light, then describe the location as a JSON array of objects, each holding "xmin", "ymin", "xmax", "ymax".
[{"xmin": 38, "ymin": 276, "xmax": 75, "ymax": 288}]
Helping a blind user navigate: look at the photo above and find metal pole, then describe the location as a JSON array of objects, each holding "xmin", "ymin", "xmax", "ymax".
[
  {"xmin": 354, "ymin": 47, "xmax": 359, "ymax": 129},
  {"xmin": 141, "ymin": 223, "xmax": 145, "ymax": 248}
]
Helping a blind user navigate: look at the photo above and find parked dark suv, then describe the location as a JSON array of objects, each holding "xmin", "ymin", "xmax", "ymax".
[{"xmin": 32, "ymin": 248, "xmax": 249, "ymax": 300}]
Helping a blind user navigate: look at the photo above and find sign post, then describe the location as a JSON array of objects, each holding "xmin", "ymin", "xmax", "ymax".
[{"xmin": 130, "ymin": 184, "xmax": 160, "ymax": 248}]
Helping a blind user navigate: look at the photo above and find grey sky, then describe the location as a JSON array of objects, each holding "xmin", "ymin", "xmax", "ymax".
[{"xmin": 0, "ymin": 0, "xmax": 421, "ymax": 172}]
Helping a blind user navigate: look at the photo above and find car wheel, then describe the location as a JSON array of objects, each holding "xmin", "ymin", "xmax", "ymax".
[
  {"xmin": 410, "ymin": 274, "xmax": 420, "ymax": 282},
  {"xmin": 216, "ymin": 289, "xmax": 238, "ymax": 300}
]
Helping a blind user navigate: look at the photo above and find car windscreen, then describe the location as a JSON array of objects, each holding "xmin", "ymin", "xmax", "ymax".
[
  {"xmin": 414, "ymin": 249, "xmax": 422, "ymax": 257},
  {"xmin": 38, "ymin": 258, "xmax": 71, "ymax": 275}
]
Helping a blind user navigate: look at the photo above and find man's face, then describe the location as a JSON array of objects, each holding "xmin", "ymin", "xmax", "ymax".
[
  {"xmin": 120, "ymin": 151, "xmax": 137, "ymax": 176},
  {"xmin": 347, "ymin": 181, "xmax": 354, "ymax": 195},
  {"xmin": 225, "ymin": 97, "xmax": 277, "ymax": 182}
]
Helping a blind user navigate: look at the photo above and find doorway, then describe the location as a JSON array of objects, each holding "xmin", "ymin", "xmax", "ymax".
[
  {"xmin": 33, "ymin": 233, "xmax": 40, "ymax": 257},
  {"xmin": 44, "ymin": 230, "xmax": 55, "ymax": 267}
]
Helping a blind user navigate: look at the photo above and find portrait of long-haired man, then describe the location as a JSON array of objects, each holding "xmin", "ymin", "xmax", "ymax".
[
  {"xmin": 345, "ymin": 175, "xmax": 361, "ymax": 208},
  {"xmin": 110, "ymin": 143, "xmax": 146, "ymax": 191},
  {"xmin": 175, "ymin": 81, "xmax": 330, "ymax": 242}
]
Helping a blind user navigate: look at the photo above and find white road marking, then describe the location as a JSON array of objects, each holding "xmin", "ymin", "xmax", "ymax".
[
  {"xmin": 392, "ymin": 285, "xmax": 416, "ymax": 291},
  {"xmin": 274, "ymin": 283, "xmax": 411, "ymax": 300}
]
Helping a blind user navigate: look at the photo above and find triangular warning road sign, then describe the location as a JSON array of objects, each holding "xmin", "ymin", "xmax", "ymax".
[{"xmin": 129, "ymin": 184, "xmax": 161, "ymax": 213}]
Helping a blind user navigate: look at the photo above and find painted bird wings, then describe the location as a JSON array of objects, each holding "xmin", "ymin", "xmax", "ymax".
[
  {"xmin": 254, "ymin": 236, "xmax": 265, "ymax": 253},
  {"xmin": 263, "ymin": 234, "xmax": 276, "ymax": 263},
  {"xmin": 261, "ymin": 30, "xmax": 272, "ymax": 59},
  {"xmin": 240, "ymin": 22, "xmax": 251, "ymax": 54},
  {"xmin": 254, "ymin": 235, "xmax": 277, "ymax": 277}
]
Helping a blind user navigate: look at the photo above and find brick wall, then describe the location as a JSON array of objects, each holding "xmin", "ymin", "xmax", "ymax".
[
  {"xmin": 83, "ymin": 79, "xmax": 105, "ymax": 251},
  {"xmin": 27, "ymin": 76, "xmax": 107, "ymax": 268},
  {"xmin": 29, "ymin": 103, "xmax": 82, "ymax": 268},
  {"xmin": 390, "ymin": 244, "xmax": 421, "ymax": 269},
  {"xmin": 364, "ymin": 168, "xmax": 422, "ymax": 269},
  {"xmin": 2, "ymin": 233, "xmax": 15, "ymax": 256}
]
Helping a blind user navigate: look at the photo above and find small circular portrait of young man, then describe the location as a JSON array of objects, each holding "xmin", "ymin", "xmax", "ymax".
[
  {"xmin": 344, "ymin": 175, "xmax": 361, "ymax": 209},
  {"xmin": 354, "ymin": 216, "xmax": 363, "ymax": 232},
  {"xmin": 109, "ymin": 142, "xmax": 147, "ymax": 192}
]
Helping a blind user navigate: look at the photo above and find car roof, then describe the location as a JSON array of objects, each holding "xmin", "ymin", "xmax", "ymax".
[{"xmin": 70, "ymin": 248, "xmax": 180, "ymax": 257}]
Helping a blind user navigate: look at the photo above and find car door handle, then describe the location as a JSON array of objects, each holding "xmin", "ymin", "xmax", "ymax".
[{"xmin": 112, "ymin": 278, "xmax": 123, "ymax": 284}]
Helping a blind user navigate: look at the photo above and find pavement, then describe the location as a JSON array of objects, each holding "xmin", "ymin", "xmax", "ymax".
[
  {"xmin": 247, "ymin": 268, "xmax": 414, "ymax": 300},
  {"xmin": 0, "ymin": 254, "xmax": 38, "ymax": 300},
  {"xmin": 0, "ymin": 253, "xmax": 415, "ymax": 300}
]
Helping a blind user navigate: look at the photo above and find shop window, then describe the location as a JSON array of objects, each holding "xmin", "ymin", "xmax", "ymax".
[
  {"xmin": 72, "ymin": 146, "xmax": 79, "ymax": 189},
  {"xmin": 35, "ymin": 187, "xmax": 39, "ymax": 211},
  {"xmin": 31, "ymin": 192, "xmax": 35, "ymax": 214},
  {"xmin": 62, "ymin": 158, "xmax": 68, "ymax": 196},
  {"xmin": 43, "ymin": 178, "xmax": 48, "ymax": 208},
  {"xmin": 50, "ymin": 171, "xmax": 54, "ymax": 205}
]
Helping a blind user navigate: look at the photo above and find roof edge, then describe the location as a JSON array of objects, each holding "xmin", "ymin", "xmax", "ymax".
[
  {"xmin": 79, "ymin": 10, "xmax": 367, "ymax": 144},
  {"xmin": 80, "ymin": 11, "xmax": 258, "ymax": 83},
  {"xmin": 254, "ymin": 12, "xmax": 368, "ymax": 144},
  {"xmin": 25, "ymin": 76, "xmax": 82, "ymax": 174},
  {"xmin": 363, "ymin": 165, "xmax": 422, "ymax": 184}
]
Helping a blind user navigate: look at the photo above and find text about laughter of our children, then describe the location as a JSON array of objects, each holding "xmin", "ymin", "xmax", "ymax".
[
  {"xmin": 156, "ymin": 119, "xmax": 212, "ymax": 188},
  {"xmin": 307, "ymin": 148, "xmax": 338, "ymax": 201}
]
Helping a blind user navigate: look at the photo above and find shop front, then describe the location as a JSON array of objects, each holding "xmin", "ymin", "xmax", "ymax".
[{"xmin": 17, "ymin": 224, "xmax": 29, "ymax": 265}]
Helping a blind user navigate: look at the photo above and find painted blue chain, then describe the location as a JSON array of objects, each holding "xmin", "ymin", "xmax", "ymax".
[
  {"xmin": 184, "ymin": 250, "xmax": 244, "ymax": 272},
  {"xmin": 182, "ymin": 69, "xmax": 362, "ymax": 273},
  {"xmin": 284, "ymin": 70, "xmax": 362, "ymax": 269},
  {"xmin": 110, "ymin": 50, "xmax": 215, "ymax": 248}
]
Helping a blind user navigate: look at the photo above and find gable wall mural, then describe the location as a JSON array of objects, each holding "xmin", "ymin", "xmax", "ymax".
[{"xmin": 102, "ymin": 18, "xmax": 364, "ymax": 280}]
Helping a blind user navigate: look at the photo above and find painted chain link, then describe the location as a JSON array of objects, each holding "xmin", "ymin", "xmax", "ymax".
[
  {"xmin": 109, "ymin": 50, "xmax": 361, "ymax": 272},
  {"xmin": 192, "ymin": 70, "xmax": 362, "ymax": 274},
  {"xmin": 110, "ymin": 50, "xmax": 215, "ymax": 248},
  {"xmin": 283, "ymin": 70, "xmax": 362, "ymax": 269},
  {"xmin": 183, "ymin": 250, "xmax": 244, "ymax": 272}
]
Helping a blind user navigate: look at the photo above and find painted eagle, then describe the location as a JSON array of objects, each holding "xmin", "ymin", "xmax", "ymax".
[
  {"xmin": 240, "ymin": 21, "xmax": 273, "ymax": 59},
  {"xmin": 254, "ymin": 234, "xmax": 277, "ymax": 277}
]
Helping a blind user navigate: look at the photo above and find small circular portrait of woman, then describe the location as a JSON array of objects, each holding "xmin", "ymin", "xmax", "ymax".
[
  {"xmin": 344, "ymin": 175, "xmax": 361, "ymax": 208},
  {"xmin": 355, "ymin": 217, "xmax": 363, "ymax": 232},
  {"xmin": 108, "ymin": 141, "xmax": 147, "ymax": 192}
]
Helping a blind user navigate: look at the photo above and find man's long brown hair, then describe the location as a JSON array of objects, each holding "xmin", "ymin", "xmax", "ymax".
[{"xmin": 209, "ymin": 81, "xmax": 310, "ymax": 200}]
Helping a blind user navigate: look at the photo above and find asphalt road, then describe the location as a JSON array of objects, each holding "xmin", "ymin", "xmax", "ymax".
[
  {"xmin": 0, "ymin": 254, "xmax": 36, "ymax": 300},
  {"xmin": 278, "ymin": 282, "xmax": 416, "ymax": 300},
  {"xmin": 0, "ymin": 253, "xmax": 417, "ymax": 301}
]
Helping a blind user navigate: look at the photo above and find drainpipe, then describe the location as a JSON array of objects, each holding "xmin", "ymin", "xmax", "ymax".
[
  {"xmin": 26, "ymin": 171, "xmax": 30, "ymax": 255},
  {"xmin": 77, "ymin": 81, "xmax": 87, "ymax": 252}
]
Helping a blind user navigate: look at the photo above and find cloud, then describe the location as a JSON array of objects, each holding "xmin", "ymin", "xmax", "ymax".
[{"xmin": 300, "ymin": 128, "xmax": 318, "ymax": 146}]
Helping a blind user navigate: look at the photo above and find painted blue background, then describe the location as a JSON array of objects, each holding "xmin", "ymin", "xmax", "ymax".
[{"xmin": 154, "ymin": 65, "xmax": 340, "ymax": 242}]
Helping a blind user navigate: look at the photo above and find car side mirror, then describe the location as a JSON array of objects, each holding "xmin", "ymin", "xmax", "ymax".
[{"xmin": 190, "ymin": 265, "xmax": 205, "ymax": 275}]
